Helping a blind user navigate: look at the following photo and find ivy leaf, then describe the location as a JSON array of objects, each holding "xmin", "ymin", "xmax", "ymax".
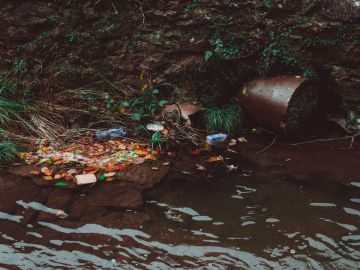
[
  {"xmin": 152, "ymin": 89, "xmax": 160, "ymax": 94},
  {"xmin": 204, "ymin": 51, "xmax": 213, "ymax": 62},
  {"xmin": 121, "ymin": 101, "xmax": 130, "ymax": 107},
  {"xmin": 158, "ymin": 100, "xmax": 167, "ymax": 107},
  {"xmin": 130, "ymin": 112, "xmax": 142, "ymax": 121}
]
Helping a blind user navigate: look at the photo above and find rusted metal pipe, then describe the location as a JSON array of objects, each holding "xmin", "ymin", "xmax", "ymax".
[{"xmin": 236, "ymin": 76, "xmax": 318, "ymax": 134}]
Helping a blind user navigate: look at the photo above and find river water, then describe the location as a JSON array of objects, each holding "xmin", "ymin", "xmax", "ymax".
[{"xmin": 1, "ymin": 168, "xmax": 360, "ymax": 269}]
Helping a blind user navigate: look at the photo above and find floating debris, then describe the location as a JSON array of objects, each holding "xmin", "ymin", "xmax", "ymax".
[{"xmin": 206, "ymin": 134, "xmax": 228, "ymax": 145}]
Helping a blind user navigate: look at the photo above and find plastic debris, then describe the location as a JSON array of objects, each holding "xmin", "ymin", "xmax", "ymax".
[
  {"xmin": 206, "ymin": 134, "xmax": 228, "ymax": 145},
  {"xmin": 55, "ymin": 182, "xmax": 67, "ymax": 187},
  {"xmin": 20, "ymin": 137, "xmax": 155, "ymax": 185},
  {"xmin": 229, "ymin": 139, "xmax": 237, "ymax": 146},
  {"xmin": 104, "ymin": 172, "xmax": 116, "ymax": 178},
  {"xmin": 55, "ymin": 210, "xmax": 66, "ymax": 217},
  {"xmin": 226, "ymin": 165, "xmax": 238, "ymax": 172},
  {"xmin": 75, "ymin": 174, "xmax": 97, "ymax": 185},
  {"xmin": 238, "ymin": 137, "xmax": 248, "ymax": 143},
  {"xmin": 207, "ymin": 155, "xmax": 224, "ymax": 162},
  {"xmin": 95, "ymin": 128, "xmax": 127, "ymax": 140},
  {"xmin": 196, "ymin": 164, "xmax": 206, "ymax": 171},
  {"xmin": 146, "ymin": 123, "xmax": 164, "ymax": 132}
]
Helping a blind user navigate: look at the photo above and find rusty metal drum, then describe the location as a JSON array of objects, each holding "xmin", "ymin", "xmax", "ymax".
[{"xmin": 236, "ymin": 76, "xmax": 318, "ymax": 134}]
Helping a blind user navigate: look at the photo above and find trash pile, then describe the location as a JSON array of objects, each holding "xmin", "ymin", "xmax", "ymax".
[{"xmin": 19, "ymin": 135, "xmax": 156, "ymax": 186}]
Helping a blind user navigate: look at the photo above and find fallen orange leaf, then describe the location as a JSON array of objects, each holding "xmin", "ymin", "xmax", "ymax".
[
  {"xmin": 207, "ymin": 156, "xmax": 219, "ymax": 162},
  {"xmin": 43, "ymin": 169, "xmax": 53, "ymax": 176},
  {"xmin": 30, "ymin": 170, "xmax": 41, "ymax": 175},
  {"xmin": 43, "ymin": 176, "xmax": 53, "ymax": 181},
  {"xmin": 53, "ymin": 160, "xmax": 63, "ymax": 166},
  {"xmin": 64, "ymin": 174, "xmax": 73, "ymax": 181},
  {"xmin": 135, "ymin": 149, "xmax": 148, "ymax": 155}
]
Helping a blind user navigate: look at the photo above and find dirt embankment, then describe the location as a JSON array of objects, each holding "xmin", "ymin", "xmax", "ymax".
[{"xmin": 0, "ymin": 0, "xmax": 359, "ymax": 106}]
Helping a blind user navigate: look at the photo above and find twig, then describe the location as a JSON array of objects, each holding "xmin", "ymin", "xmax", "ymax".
[
  {"xmin": 134, "ymin": 1, "xmax": 145, "ymax": 25},
  {"xmin": 290, "ymin": 133, "xmax": 360, "ymax": 147},
  {"xmin": 256, "ymin": 135, "xmax": 278, "ymax": 154}
]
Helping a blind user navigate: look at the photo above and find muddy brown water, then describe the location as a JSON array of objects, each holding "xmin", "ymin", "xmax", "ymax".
[{"xmin": 1, "ymin": 168, "xmax": 360, "ymax": 269}]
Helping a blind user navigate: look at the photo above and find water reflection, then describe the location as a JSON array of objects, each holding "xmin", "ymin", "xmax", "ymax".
[{"xmin": 0, "ymin": 172, "xmax": 360, "ymax": 269}]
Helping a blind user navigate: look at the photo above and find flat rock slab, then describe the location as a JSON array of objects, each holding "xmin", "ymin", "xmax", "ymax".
[
  {"xmin": 240, "ymin": 133, "xmax": 360, "ymax": 185},
  {"xmin": 86, "ymin": 184, "xmax": 143, "ymax": 209},
  {"xmin": 116, "ymin": 160, "xmax": 170, "ymax": 189}
]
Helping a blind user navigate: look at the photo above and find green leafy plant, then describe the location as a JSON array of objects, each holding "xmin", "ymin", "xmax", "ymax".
[
  {"xmin": 207, "ymin": 37, "xmax": 240, "ymax": 61},
  {"xmin": 262, "ymin": 0, "xmax": 271, "ymax": 9},
  {"xmin": 205, "ymin": 104, "xmax": 244, "ymax": 133},
  {"xmin": 42, "ymin": 31, "xmax": 52, "ymax": 38},
  {"xmin": 48, "ymin": 14, "xmax": 59, "ymax": 24},
  {"xmin": 347, "ymin": 111, "xmax": 360, "ymax": 130},
  {"xmin": 129, "ymin": 87, "xmax": 167, "ymax": 122},
  {"xmin": 151, "ymin": 131, "xmax": 166, "ymax": 148},
  {"xmin": 0, "ymin": 141, "xmax": 18, "ymax": 165},
  {"xmin": 12, "ymin": 59, "xmax": 27, "ymax": 75},
  {"xmin": 0, "ymin": 72, "xmax": 15, "ymax": 95},
  {"xmin": 66, "ymin": 32, "xmax": 77, "ymax": 43},
  {"xmin": 0, "ymin": 99, "xmax": 23, "ymax": 127},
  {"xmin": 260, "ymin": 40, "xmax": 297, "ymax": 73},
  {"xmin": 184, "ymin": 0, "xmax": 199, "ymax": 12},
  {"xmin": 303, "ymin": 68, "xmax": 317, "ymax": 78}
]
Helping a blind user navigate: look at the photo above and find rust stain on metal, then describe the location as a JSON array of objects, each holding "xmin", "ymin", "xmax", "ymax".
[{"xmin": 236, "ymin": 76, "xmax": 316, "ymax": 134}]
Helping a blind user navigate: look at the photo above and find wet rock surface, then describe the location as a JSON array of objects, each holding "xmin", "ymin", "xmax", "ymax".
[
  {"xmin": 86, "ymin": 184, "xmax": 143, "ymax": 209},
  {"xmin": 116, "ymin": 160, "xmax": 170, "ymax": 189},
  {"xmin": 239, "ymin": 123, "xmax": 360, "ymax": 184},
  {"xmin": 1, "ymin": 159, "xmax": 171, "ymax": 225}
]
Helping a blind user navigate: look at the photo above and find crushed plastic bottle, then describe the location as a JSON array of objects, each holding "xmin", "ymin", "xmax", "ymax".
[
  {"xmin": 206, "ymin": 133, "xmax": 228, "ymax": 145},
  {"xmin": 95, "ymin": 128, "xmax": 127, "ymax": 140}
]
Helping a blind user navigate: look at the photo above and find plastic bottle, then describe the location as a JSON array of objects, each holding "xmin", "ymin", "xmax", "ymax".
[{"xmin": 95, "ymin": 128, "xmax": 127, "ymax": 139}]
